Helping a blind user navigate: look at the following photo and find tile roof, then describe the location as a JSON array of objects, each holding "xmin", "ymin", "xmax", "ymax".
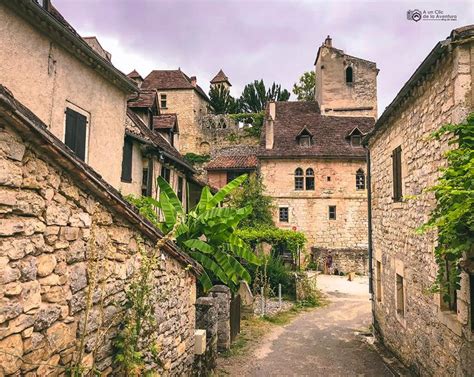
[
  {"xmin": 141, "ymin": 70, "xmax": 209, "ymax": 101},
  {"xmin": 127, "ymin": 90, "xmax": 157, "ymax": 109},
  {"xmin": 0, "ymin": 84, "xmax": 202, "ymax": 276},
  {"xmin": 206, "ymin": 155, "xmax": 258, "ymax": 170},
  {"xmin": 127, "ymin": 70, "xmax": 143, "ymax": 80},
  {"xmin": 126, "ymin": 110, "xmax": 194, "ymax": 172},
  {"xmin": 259, "ymin": 101, "xmax": 374, "ymax": 159},
  {"xmin": 210, "ymin": 69, "xmax": 231, "ymax": 86},
  {"xmin": 153, "ymin": 114, "xmax": 177, "ymax": 130}
]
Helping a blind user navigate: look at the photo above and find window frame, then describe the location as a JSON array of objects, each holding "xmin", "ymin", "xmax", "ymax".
[
  {"xmin": 356, "ymin": 168, "xmax": 366, "ymax": 190},
  {"xmin": 160, "ymin": 93, "xmax": 167, "ymax": 109},
  {"xmin": 345, "ymin": 66, "xmax": 354, "ymax": 84},
  {"xmin": 64, "ymin": 104, "xmax": 90, "ymax": 162},
  {"xmin": 177, "ymin": 175, "xmax": 184, "ymax": 203},
  {"xmin": 396, "ymin": 273, "xmax": 405, "ymax": 318},
  {"xmin": 305, "ymin": 168, "xmax": 315, "ymax": 190},
  {"xmin": 392, "ymin": 146, "xmax": 403, "ymax": 202},
  {"xmin": 294, "ymin": 168, "xmax": 304, "ymax": 191},
  {"xmin": 328, "ymin": 205, "xmax": 336, "ymax": 220},
  {"xmin": 279, "ymin": 207, "xmax": 289, "ymax": 223},
  {"xmin": 376, "ymin": 260, "xmax": 382, "ymax": 303},
  {"xmin": 161, "ymin": 164, "xmax": 171, "ymax": 183}
]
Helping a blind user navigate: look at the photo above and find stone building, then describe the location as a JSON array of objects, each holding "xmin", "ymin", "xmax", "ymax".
[
  {"xmin": 315, "ymin": 36, "xmax": 378, "ymax": 119},
  {"xmin": 0, "ymin": 0, "xmax": 137, "ymax": 189},
  {"xmin": 141, "ymin": 69, "xmax": 211, "ymax": 155},
  {"xmin": 364, "ymin": 26, "xmax": 473, "ymax": 375},
  {"xmin": 260, "ymin": 101, "xmax": 373, "ymax": 272},
  {"xmin": 210, "ymin": 69, "xmax": 232, "ymax": 90},
  {"xmin": 0, "ymin": 85, "xmax": 201, "ymax": 375}
]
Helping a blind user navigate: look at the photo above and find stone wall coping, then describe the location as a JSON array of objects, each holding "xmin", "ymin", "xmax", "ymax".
[
  {"xmin": 195, "ymin": 297, "xmax": 216, "ymax": 306},
  {"xmin": 0, "ymin": 85, "xmax": 203, "ymax": 277},
  {"xmin": 209, "ymin": 285, "xmax": 231, "ymax": 294}
]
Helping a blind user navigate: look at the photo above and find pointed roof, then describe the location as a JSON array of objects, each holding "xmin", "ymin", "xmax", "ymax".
[
  {"xmin": 210, "ymin": 69, "xmax": 231, "ymax": 86},
  {"xmin": 127, "ymin": 69, "xmax": 143, "ymax": 80}
]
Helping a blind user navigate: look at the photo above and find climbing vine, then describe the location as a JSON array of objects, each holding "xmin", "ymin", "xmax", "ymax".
[
  {"xmin": 183, "ymin": 153, "xmax": 210, "ymax": 165},
  {"xmin": 418, "ymin": 113, "xmax": 474, "ymax": 301}
]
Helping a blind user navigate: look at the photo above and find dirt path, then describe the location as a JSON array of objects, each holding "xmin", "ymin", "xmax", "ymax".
[{"xmin": 219, "ymin": 275, "xmax": 393, "ymax": 377}]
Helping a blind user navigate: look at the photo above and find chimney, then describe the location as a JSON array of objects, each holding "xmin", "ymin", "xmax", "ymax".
[
  {"xmin": 190, "ymin": 76, "xmax": 197, "ymax": 87},
  {"xmin": 324, "ymin": 35, "xmax": 332, "ymax": 47},
  {"xmin": 265, "ymin": 102, "xmax": 276, "ymax": 150}
]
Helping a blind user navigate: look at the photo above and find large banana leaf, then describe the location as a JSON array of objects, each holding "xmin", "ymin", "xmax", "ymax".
[
  {"xmin": 159, "ymin": 190, "xmax": 177, "ymax": 231},
  {"xmin": 183, "ymin": 239, "xmax": 214, "ymax": 254},
  {"xmin": 157, "ymin": 176, "xmax": 184, "ymax": 215},
  {"xmin": 190, "ymin": 251, "xmax": 229, "ymax": 285},
  {"xmin": 208, "ymin": 174, "xmax": 248, "ymax": 208}
]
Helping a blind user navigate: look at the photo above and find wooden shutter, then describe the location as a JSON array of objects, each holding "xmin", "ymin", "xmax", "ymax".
[
  {"xmin": 392, "ymin": 146, "xmax": 402, "ymax": 201},
  {"xmin": 121, "ymin": 138, "xmax": 133, "ymax": 182},
  {"xmin": 65, "ymin": 108, "xmax": 87, "ymax": 161}
]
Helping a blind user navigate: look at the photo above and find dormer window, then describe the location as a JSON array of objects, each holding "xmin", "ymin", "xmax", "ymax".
[
  {"xmin": 351, "ymin": 135, "xmax": 361, "ymax": 146},
  {"xmin": 296, "ymin": 126, "xmax": 313, "ymax": 147},
  {"xmin": 345, "ymin": 66, "xmax": 353, "ymax": 84},
  {"xmin": 347, "ymin": 127, "xmax": 363, "ymax": 146}
]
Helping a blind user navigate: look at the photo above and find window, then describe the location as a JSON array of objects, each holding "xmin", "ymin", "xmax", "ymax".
[
  {"xmin": 329, "ymin": 206, "xmax": 336, "ymax": 220},
  {"xmin": 65, "ymin": 107, "xmax": 87, "ymax": 161},
  {"xmin": 392, "ymin": 146, "xmax": 403, "ymax": 201},
  {"xmin": 396, "ymin": 273, "xmax": 405, "ymax": 317},
  {"xmin": 327, "ymin": 176, "xmax": 331, "ymax": 182},
  {"xmin": 294, "ymin": 168, "xmax": 304, "ymax": 190},
  {"xmin": 161, "ymin": 165, "xmax": 171, "ymax": 183},
  {"xmin": 142, "ymin": 167, "xmax": 151, "ymax": 196},
  {"xmin": 227, "ymin": 171, "xmax": 242, "ymax": 183},
  {"xmin": 305, "ymin": 168, "xmax": 315, "ymax": 190},
  {"xmin": 120, "ymin": 138, "xmax": 133, "ymax": 182},
  {"xmin": 356, "ymin": 169, "xmax": 365, "ymax": 190},
  {"xmin": 345, "ymin": 66, "xmax": 353, "ymax": 84},
  {"xmin": 279, "ymin": 207, "xmax": 289, "ymax": 222},
  {"xmin": 177, "ymin": 176, "xmax": 184, "ymax": 203},
  {"xmin": 440, "ymin": 258, "xmax": 457, "ymax": 312},
  {"xmin": 351, "ymin": 135, "xmax": 361, "ymax": 146},
  {"xmin": 376, "ymin": 261, "xmax": 382, "ymax": 302},
  {"xmin": 160, "ymin": 94, "xmax": 167, "ymax": 108},
  {"xmin": 299, "ymin": 135, "xmax": 311, "ymax": 147}
]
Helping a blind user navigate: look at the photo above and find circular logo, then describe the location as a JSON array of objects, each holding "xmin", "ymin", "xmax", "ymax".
[{"xmin": 412, "ymin": 9, "xmax": 422, "ymax": 21}]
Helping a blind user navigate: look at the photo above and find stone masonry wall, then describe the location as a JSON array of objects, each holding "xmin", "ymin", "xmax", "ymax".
[
  {"xmin": 369, "ymin": 41, "xmax": 473, "ymax": 376},
  {"xmin": 260, "ymin": 158, "xmax": 368, "ymax": 266},
  {"xmin": 0, "ymin": 123, "xmax": 196, "ymax": 376}
]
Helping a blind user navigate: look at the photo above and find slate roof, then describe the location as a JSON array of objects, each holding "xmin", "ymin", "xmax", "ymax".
[
  {"xmin": 127, "ymin": 90, "xmax": 157, "ymax": 109},
  {"xmin": 210, "ymin": 69, "xmax": 231, "ymax": 86},
  {"xmin": 126, "ymin": 110, "xmax": 194, "ymax": 172},
  {"xmin": 153, "ymin": 114, "xmax": 177, "ymax": 130},
  {"xmin": 0, "ymin": 85, "xmax": 202, "ymax": 276},
  {"xmin": 259, "ymin": 101, "xmax": 374, "ymax": 159},
  {"xmin": 141, "ymin": 70, "xmax": 209, "ymax": 101}
]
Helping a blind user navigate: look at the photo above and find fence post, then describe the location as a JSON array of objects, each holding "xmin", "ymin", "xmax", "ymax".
[
  {"xmin": 278, "ymin": 283, "xmax": 282, "ymax": 308},
  {"xmin": 260, "ymin": 287, "xmax": 265, "ymax": 317},
  {"xmin": 209, "ymin": 285, "xmax": 231, "ymax": 351}
]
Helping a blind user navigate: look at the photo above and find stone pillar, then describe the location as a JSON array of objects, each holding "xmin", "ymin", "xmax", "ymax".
[
  {"xmin": 193, "ymin": 297, "xmax": 218, "ymax": 376},
  {"xmin": 238, "ymin": 281, "xmax": 254, "ymax": 319},
  {"xmin": 209, "ymin": 285, "xmax": 231, "ymax": 351}
]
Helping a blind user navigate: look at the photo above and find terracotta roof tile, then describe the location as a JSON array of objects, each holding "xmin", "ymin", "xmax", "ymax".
[
  {"xmin": 206, "ymin": 155, "xmax": 258, "ymax": 170},
  {"xmin": 127, "ymin": 90, "xmax": 157, "ymax": 109},
  {"xmin": 259, "ymin": 101, "xmax": 374, "ymax": 159},
  {"xmin": 153, "ymin": 114, "xmax": 177, "ymax": 129},
  {"xmin": 210, "ymin": 69, "xmax": 231, "ymax": 86},
  {"xmin": 127, "ymin": 70, "xmax": 143, "ymax": 80},
  {"xmin": 141, "ymin": 70, "xmax": 209, "ymax": 101}
]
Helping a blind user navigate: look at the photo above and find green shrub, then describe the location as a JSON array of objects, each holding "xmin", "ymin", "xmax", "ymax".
[{"xmin": 248, "ymin": 256, "xmax": 296, "ymax": 299}]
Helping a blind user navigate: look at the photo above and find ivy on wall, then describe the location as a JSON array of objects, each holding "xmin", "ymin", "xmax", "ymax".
[
  {"xmin": 184, "ymin": 153, "xmax": 210, "ymax": 165},
  {"xmin": 228, "ymin": 112, "xmax": 265, "ymax": 137},
  {"xmin": 418, "ymin": 113, "xmax": 474, "ymax": 301}
]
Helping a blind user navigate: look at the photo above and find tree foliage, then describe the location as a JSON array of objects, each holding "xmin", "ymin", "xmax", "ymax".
[
  {"xmin": 228, "ymin": 173, "xmax": 274, "ymax": 228},
  {"xmin": 418, "ymin": 113, "xmax": 474, "ymax": 301},
  {"xmin": 126, "ymin": 175, "xmax": 261, "ymax": 292},
  {"xmin": 239, "ymin": 79, "xmax": 290, "ymax": 113},
  {"xmin": 208, "ymin": 84, "xmax": 240, "ymax": 114},
  {"xmin": 292, "ymin": 71, "xmax": 316, "ymax": 101}
]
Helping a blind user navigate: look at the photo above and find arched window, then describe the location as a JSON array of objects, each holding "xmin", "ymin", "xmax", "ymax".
[
  {"xmin": 356, "ymin": 169, "xmax": 365, "ymax": 190},
  {"xmin": 346, "ymin": 66, "xmax": 353, "ymax": 84},
  {"xmin": 305, "ymin": 168, "xmax": 315, "ymax": 190},
  {"xmin": 295, "ymin": 168, "xmax": 304, "ymax": 190}
]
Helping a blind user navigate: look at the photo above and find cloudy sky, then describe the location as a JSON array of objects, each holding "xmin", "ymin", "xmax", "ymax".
[{"xmin": 55, "ymin": 0, "xmax": 472, "ymax": 115}]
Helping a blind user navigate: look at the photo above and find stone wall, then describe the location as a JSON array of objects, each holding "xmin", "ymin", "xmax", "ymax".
[
  {"xmin": 260, "ymin": 158, "xmax": 368, "ymax": 264},
  {"xmin": 368, "ymin": 39, "xmax": 473, "ymax": 376},
  {"xmin": 312, "ymin": 247, "xmax": 368, "ymax": 275},
  {"xmin": 0, "ymin": 122, "xmax": 197, "ymax": 376}
]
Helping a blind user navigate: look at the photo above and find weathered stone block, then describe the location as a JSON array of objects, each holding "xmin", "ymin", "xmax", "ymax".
[
  {"xmin": 36, "ymin": 254, "xmax": 57, "ymax": 277},
  {"xmin": 0, "ymin": 334, "xmax": 23, "ymax": 374},
  {"xmin": 45, "ymin": 203, "xmax": 70, "ymax": 226}
]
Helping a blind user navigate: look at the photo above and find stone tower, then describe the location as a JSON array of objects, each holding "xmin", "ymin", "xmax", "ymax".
[
  {"xmin": 314, "ymin": 36, "xmax": 378, "ymax": 118},
  {"xmin": 210, "ymin": 69, "xmax": 231, "ymax": 89}
]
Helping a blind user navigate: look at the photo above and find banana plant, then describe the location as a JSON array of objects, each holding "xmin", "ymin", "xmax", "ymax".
[{"xmin": 146, "ymin": 174, "xmax": 261, "ymax": 291}]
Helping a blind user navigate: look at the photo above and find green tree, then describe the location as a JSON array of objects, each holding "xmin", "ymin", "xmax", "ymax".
[
  {"xmin": 292, "ymin": 71, "xmax": 315, "ymax": 101},
  {"xmin": 127, "ymin": 175, "xmax": 261, "ymax": 291},
  {"xmin": 228, "ymin": 173, "xmax": 274, "ymax": 228},
  {"xmin": 208, "ymin": 84, "xmax": 240, "ymax": 114},
  {"xmin": 239, "ymin": 79, "xmax": 290, "ymax": 113}
]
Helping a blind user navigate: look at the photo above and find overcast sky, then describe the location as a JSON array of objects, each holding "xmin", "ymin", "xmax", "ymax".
[{"xmin": 55, "ymin": 0, "xmax": 473, "ymax": 115}]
